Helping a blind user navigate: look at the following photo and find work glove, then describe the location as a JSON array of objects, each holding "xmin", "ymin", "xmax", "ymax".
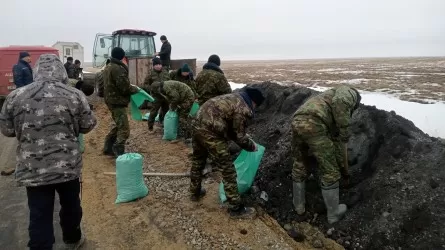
[
  {"xmin": 169, "ymin": 103, "xmax": 178, "ymax": 111},
  {"xmin": 245, "ymin": 139, "xmax": 258, "ymax": 152}
]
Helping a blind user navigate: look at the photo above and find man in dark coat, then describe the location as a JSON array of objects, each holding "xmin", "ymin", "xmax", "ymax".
[
  {"xmin": 155, "ymin": 35, "xmax": 172, "ymax": 70},
  {"xmin": 12, "ymin": 51, "xmax": 33, "ymax": 88}
]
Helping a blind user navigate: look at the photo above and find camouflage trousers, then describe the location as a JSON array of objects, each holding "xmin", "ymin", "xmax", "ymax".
[
  {"xmin": 177, "ymin": 100, "xmax": 194, "ymax": 139},
  {"xmin": 189, "ymin": 128, "xmax": 240, "ymax": 209},
  {"xmin": 291, "ymin": 115, "xmax": 344, "ymax": 187},
  {"xmin": 148, "ymin": 96, "xmax": 169, "ymax": 127},
  {"xmin": 105, "ymin": 106, "xmax": 130, "ymax": 146}
]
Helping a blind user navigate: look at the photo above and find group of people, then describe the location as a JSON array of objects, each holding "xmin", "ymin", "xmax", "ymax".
[
  {"xmin": 99, "ymin": 43, "xmax": 362, "ymax": 222},
  {"xmin": 12, "ymin": 53, "xmax": 83, "ymax": 91},
  {"xmin": 63, "ymin": 57, "xmax": 82, "ymax": 80},
  {"xmin": 0, "ymin": 37, "xmax": 362, "ymax": 249}
]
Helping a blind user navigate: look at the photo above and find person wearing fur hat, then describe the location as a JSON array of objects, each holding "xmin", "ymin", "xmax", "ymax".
[
  {"xmin": 102, "ymin": 47, "xmax": 139, "ymax": 156},
  {"xmin": 195, "ymin": 54, "xmax": 232, "ymax": 106},
  {"xmin": 189, "ymin": 87, "xmax": 265, "ymax": 219},
  {"xmin": 169, "ymin": 63, "xmax": 197, "ymax": 96},
  {"xmin": 12, "ymin": 51, "xmax": 33, "ymax": 88}
]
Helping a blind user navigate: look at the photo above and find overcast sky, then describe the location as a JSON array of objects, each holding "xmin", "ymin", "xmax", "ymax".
[{"xmin": 1, "ymin": 0, "xmax": 444, "ymax": 61}]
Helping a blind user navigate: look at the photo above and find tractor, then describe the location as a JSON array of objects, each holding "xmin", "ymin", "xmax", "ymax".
[{"xmin": 92, "ymin": 29, "xmax": 197, "ymax": 87}]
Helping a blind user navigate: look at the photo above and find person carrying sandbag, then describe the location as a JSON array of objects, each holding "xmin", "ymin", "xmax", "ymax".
[
  {"xmin": 189, "ymin": 87, "xmax": 265, "ymax": 219},
  {"xmin": 291, "ymin": 86, "xmax": 361, "ymax": 224},
  {"xmin": 151, "ymin": 80, "xmax": 195, "ymax": 139}
]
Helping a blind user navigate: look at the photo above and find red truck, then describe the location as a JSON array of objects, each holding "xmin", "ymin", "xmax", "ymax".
[{"xmin": 0, "ymin": 46, "xmax": 59, "ymax": 109}]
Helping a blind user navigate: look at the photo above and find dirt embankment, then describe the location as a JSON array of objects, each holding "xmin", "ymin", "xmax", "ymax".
[
  {"xmin": 242, "ymin": 82, "xmax": 445, "ymax": 249},
  {"xmin": 80, "ymin": 99, "xmax": 342, "ymax": 249}
]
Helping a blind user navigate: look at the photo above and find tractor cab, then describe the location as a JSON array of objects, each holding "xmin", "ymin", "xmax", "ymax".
[{"xmin": 93, "ymin": 29, "xmax": 157, "ymax": 68}]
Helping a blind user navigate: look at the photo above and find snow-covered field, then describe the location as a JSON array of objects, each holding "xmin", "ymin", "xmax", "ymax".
[{"xmin": 219, "ymin": 57, "xmax": 445, "ymax": 104}]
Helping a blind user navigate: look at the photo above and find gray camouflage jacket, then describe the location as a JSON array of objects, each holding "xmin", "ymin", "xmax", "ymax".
[{"xmin": 0, "ymin": 54, "xmax": 97, "ymax": 187}]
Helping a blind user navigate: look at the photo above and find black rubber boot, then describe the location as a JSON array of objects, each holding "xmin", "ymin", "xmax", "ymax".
[
  {"xmin": 103, "ymin": 136, "xmax": 116, "ymax": 156},
  {"xmin": 228, "ymin": 205, "xmax": 256, "ymax": 219},
  {"xmin": 112, "ymin": 144, "xmax": 125, "ymax": 157},
  {"xmin": 190, "ymin": 188, "xmax": 207, "ymax": 202}
]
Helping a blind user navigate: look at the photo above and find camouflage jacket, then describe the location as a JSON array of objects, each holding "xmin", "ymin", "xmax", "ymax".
[
  {"xmin": 143, "ymin": 69, "xmax": 170, "ymax": 91},
  {"xmin": 0, "ymin": 54, "xmax": 97, "ymax": 187},
  {"xmin": 169, "ymin": 69, "xmax": 197, "ymax": 96},
  {"xmin": 195, "ymin": 63, "xmax": 232, "ymax": 105},
  {"xmin": 293, "ymin": 86, "xmax": 359, "ymax": 142},
  {"xmin": 103, "ymin": 58, "xmax": 139, "ymax": 107},
  {"xmin": 194, "ymin": 92, "xmax": 255, "ymax": 151},
  {"xmin": 151, "ymin": 80, "xmax": 195, "ymax": 109}
]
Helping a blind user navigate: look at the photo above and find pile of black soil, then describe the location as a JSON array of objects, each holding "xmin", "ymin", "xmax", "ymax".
[{"xmin": 241, "ymin": 82, "xmax": 445, "ymax": 249}]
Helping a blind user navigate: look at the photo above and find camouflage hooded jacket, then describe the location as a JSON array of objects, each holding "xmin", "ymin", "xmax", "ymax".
[
  {"xmin": 194, "ymin": 92, "xmax": 255, "ymax": 151},
  {"xmin": 0, "ymin": 54, "xmax": 97, "ymax": 187},
  {"xmin": 195, "ymin": 63, "xmax": 232, "ymax": 105},
  {"xmin": 151, "ymin": 80, "xmax": 195, "ymax": 109},
  {"xmin": 103, "ymin": 58, "xmax": 139, "ymax": 107},
  {"xmin": 293, "ymin": 86, "xmax": 360, "ymax": 142}
]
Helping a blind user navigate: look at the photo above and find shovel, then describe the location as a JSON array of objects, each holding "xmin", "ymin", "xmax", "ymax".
[{"xmin": 341, "ymin": 143, "xmax": 350, "ymax": 187}]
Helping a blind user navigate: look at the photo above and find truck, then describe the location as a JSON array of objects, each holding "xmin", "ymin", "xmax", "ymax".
[
  {"xmin": 92, "ymin": 29, "xmax": 197, "ymax": 87},
  {"xmin": 0, "ymin": 46, "xmax": 59, "ymax": 109}
]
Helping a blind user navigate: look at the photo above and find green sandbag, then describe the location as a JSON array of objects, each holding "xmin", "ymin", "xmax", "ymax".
[
  {"xmin": 115, "ymin": 153, "xmax": 149, "ymax": 204},
  {"xmin": 219, "ymin": 143, "xmax": 265, "ymax": 202},
  {"xmin": 162, "ymin": 110, "xmax": 178, "ymax": 141},
  {"xmin": 78, "ymin": 134, "xmax": 85, "ymax": 153},
  {"xmin": 130, "ymin": 88, "xmax": 155, "ymax": 121},
  {"xmin": 142, "ymin": 112, "xmax": 160, "ymax": 122},
  {"xmin": 189, "ymin": 101, "xmax": 200, "ymax": 117}
]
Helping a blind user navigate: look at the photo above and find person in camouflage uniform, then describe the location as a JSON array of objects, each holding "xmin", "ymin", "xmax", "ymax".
[
  {"xmin": 169, "ymin": 63, "xmax": 197, "ymax": 96},
  {"xmin": 143, "ymin": 57, "xmax": 170, "ymax": 89},
  {"xmin": 144, "ymin": 58, "xmax": 170, "ymax": 131},
  {"xmin": 291, "ymin": 85, "xmax": 361, "ymax": 224},
  {"xmin": 195, "ymin": 54, "xmax": 232, "ymax": 106},
  {"xmin": 151, "ymin": 80, "xmax": 195, "ymax": 138},
  {"xmin": 0, "ymin": 54, "xmax": 97, "ymax": 249},
  {"xmin": 103, "ymin": 47, "xmax": 139, "ymax": 156},
  {"xmin": 189, "ymin": 87, "xmax": 265, "ymax": 219}
]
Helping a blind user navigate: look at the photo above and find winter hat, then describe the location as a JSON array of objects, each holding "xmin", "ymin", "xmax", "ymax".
[
  {"xmin": 244, "ymin": 87, "xmax": 265, "ymax": 107},
  {"xmin": 19, "ymin": 51, "xmax": 30, "ymax": 59},
  {"xmin": 181, "ymin": 64, "xmax": 190, "ymax": 73},
  {"xmin": 152, "ymin": 57, "xmax": 162, "ymax": 65},
  {"xmin": 208, "ymin": 54, "xmax": 221, "ymax": 66},
  {"xmin": 160, "ymin": 35, "xmax": 167, "ymax": 41},
  {"xmin": 111, "ymin": 47, "xmax": 125, "ymax": 60}
]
